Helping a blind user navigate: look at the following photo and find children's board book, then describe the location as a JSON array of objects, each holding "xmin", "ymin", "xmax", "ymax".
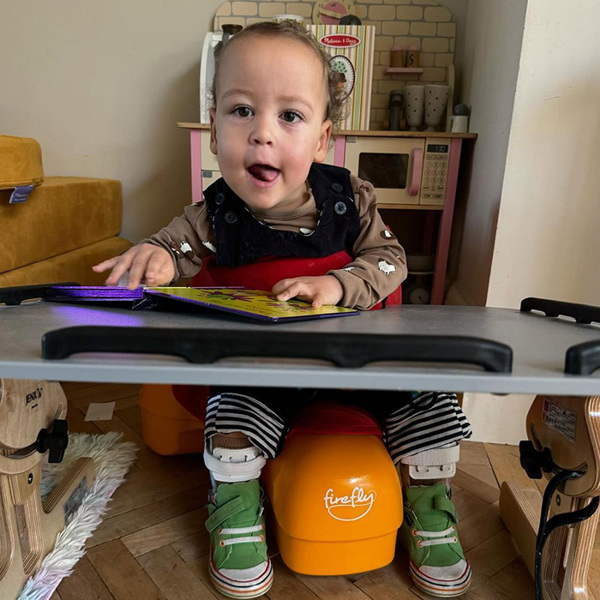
[{"xmin": 45, "ymin": 286, "xmax": 359, "ymax": 323}]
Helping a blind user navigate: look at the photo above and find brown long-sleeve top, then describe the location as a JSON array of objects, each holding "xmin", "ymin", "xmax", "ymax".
[{"xmin": 145, "ymin": 175, "xmax": 407, "ymax": 310}]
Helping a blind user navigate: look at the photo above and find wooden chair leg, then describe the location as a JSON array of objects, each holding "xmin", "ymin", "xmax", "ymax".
[
  {"xmin": 0, "ymin": 379, "xmax": 96, "ymax": 600},
  {"xmin": 501, "ymin": 482, "xmax": 599, "ymax": 600},
  {"xmin": 500, "ymin": 395, "xmax": 600, "ymax": 600}
]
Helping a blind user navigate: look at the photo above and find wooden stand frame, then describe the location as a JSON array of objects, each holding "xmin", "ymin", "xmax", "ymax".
[
  {"xmin": 500, "ymin": 395, "xmax": 600, "ymax": 600},
  {"xmin": 0, "ymin": 379, "xmax": 96, "ymax": 600}
]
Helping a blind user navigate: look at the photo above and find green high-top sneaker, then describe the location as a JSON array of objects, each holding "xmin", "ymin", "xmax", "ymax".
[
  {"xmin": 400, "ymin": 482, "xmax": 471, "ymax": 597},
  {"xmin": 205, "ymin": 480, "xmax": 273, "ymax": 599}
]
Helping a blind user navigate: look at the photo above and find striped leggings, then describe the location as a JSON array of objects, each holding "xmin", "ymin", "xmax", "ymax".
[{"xmin": 204, "ymin": 387, "xmax": 472, "ymax": 464}]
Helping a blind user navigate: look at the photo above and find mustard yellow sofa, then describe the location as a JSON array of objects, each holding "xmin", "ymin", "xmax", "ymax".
[{"xmin": 0, "ymin": 135, "xmax": 132, "ymax": 287}]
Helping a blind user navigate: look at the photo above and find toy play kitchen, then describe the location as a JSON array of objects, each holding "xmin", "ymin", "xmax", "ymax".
[
  {"xmin": 1, "ymin": 290, "xmax": 600, "ymax": 600},
  {"xmin": 193, "ymin": 0, "xmax": 475, "ymax": 306}
]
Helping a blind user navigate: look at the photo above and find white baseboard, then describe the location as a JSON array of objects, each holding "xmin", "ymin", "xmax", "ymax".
[{"xmin": 461, "ymin": 392, "xmax": 533, "ymax": 444}]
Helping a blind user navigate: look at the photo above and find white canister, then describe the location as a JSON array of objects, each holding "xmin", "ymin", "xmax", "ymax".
[
  {"xmin": 404, "ymin": 85, "xmax": 425, "ymax": 131},
  {"xmin": 450, "ymin": 104, "xmax": 470, "ymax": 133},
  {"xmin": 424, "ymin": 84, "xmax": 450, "ymax": 131}
]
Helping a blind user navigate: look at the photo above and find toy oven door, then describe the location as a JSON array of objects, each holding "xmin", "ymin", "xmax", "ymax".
[{"xmin": 343, "ymin": 137, "xmax": 425, "ymax": 206}]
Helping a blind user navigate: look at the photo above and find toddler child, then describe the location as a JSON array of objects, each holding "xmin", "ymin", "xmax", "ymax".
[{"xmin": 94, "ymin": 20, "xmax": 472, "ymax": 599}]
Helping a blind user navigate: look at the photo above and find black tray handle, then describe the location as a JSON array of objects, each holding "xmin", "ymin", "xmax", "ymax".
[
  {"xmin": 521, "ymin": 297, "xmax": 600, "ymax": 325},
  {"xmin": 565, "ymin": 340, "xmax": 600, "ymax": 375},
  {"xmin": 42, "ymin": 326, "xmax": 513, "ymax": 372},
  {"xmin": 0, "ymin": 283, "xmax": 80, "ymax": 306}
]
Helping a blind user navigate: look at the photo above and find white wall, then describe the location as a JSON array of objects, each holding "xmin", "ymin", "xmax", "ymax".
[
  {"xmin": 463, "ymin": 0, "xmax": 600, "ymax": 444},
  {"xmin": 487, "ymin": 0, "xmax": 600, "ymax": 309},
  {"xmin": 0, "ymin": 0, "xmax": 223, "ymax": 243},
  {"xmin": 445, "ymin": 0, "xmax": 528, "ymax": 306},
  {"xmin": 444, "ymin": 0, "xmax": 528, "ymax": 442}
]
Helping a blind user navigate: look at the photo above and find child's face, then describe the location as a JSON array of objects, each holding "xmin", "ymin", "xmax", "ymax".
[{"xmin": 210, "ymin": 35, "xmax": 332, "ymax": 212}]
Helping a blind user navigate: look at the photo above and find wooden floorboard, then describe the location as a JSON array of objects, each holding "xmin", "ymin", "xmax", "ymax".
[{"xmin": 54, "ymin": 382, "xmax": 575, "ymax": 600}]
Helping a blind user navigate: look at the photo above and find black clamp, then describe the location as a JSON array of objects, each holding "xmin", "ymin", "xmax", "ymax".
[
  {"xmin": 519, "ymin": 440, "xmax": 554, "ymax": 479},
  {"xmin": 36, "ymin": 419, "xmax": 69, "ymax": 463}
]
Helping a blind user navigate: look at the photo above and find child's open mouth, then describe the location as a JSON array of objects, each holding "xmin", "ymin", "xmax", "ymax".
[{"xmin": 247, "ymin": 164, "xmax": 280, "ymax": 186}]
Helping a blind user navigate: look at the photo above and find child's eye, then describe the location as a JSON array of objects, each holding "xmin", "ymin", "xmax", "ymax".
[
  {"xmin": 233, "ymin": 106, "xmax": 253, "ymax": 118},
  {"xmin": 280, "ymin": 111, "xmax": 303, "ymax": 123}
]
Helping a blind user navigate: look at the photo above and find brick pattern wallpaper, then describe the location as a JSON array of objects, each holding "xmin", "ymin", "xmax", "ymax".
[{"xmin": 212, "ymin": 0, "xmax": 456, "ymax": 130}]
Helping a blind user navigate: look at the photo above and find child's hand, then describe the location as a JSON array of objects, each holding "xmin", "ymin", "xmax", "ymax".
[
  {"xmin": 272, "ymin": 275, "xmax": 343, "ymax": 308},
  {"xmin": 92, "ymin": 243, "xmax": 175, "ymax": 290}
]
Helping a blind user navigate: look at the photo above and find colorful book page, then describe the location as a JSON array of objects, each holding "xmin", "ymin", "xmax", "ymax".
[{"xmin": 145, "ymin": 287, "xmax": 359, "ymax": 322}]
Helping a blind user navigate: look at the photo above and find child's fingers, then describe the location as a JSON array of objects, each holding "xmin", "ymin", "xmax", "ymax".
[
  {"xmin": 273, "ymin": 276, "xmax": 341, "ymax": 307},
  {"xmin": 144, "ymin": 252, "xmax": 173, "ymax": 286},
  {"xmin": 311, "ymin": 293, "xmax": 325, "ymax": 308},
  {"xmin": 127, "ymin": 252, "xmax": 152, "ymax": 289},
  {"xmin": 273, "ymin": 279, "xmax": 303, "ymax": 301},
  {"xmin": 279, "ymin": 281, "xmax": 314, "ymax": 303},
  {"xmin": 271, "ymin": 279, "xmax": 288, "ymax": 296},
  {"xmin": 92, "ymin": 257, "xmax": 119, "ymax": 273},
  {"xmin": 273, "ymin": 278, "xmax": 302, "ymax": 297},
  {"xmin": 104, "ymin": 254, "xmax": 136, "ymax": 286}
]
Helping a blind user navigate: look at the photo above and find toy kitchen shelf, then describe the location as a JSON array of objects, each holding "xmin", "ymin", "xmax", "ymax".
[
  {"xmin": 384, "ymin": 67, "xmax": 424, "ymax": 77},
  {"xmin": 178, "ymin": 123, "xmax": 476, "ymax": 305}
]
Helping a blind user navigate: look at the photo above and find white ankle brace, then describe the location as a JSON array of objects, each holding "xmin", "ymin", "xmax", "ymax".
[
  {"xmin": 401, "ymin": 444, "xmax": 460, "ymax": 480},
  {"xmin": 204, "ymin": 445, "xmax": 267, "ymax": 483}
]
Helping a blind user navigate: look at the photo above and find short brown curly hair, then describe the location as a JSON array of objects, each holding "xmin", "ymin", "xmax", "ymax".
[{"xmin": 211, "ymin": 20, "xmax": 345, "ymax": 128}]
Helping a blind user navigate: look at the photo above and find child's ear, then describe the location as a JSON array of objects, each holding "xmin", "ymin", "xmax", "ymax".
[
  {"xmin": 314, "ymin": 119, "xmax": 333, "ymax": 163},
  {"xmin": 209, "ymin": 108, "xmax": 218, "ymax": 155}
]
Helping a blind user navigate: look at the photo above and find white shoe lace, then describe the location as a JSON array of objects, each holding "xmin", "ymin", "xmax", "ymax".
[
  {"xmin": 413, "ymin": 526, "xmax": 457, "ymax": 547},
  {"xmin": 218, "ymin": 524, "xmax": 264, "ymax": 547}
]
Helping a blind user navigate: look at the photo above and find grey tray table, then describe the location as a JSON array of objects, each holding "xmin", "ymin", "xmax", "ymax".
[
  {"xmin": 1, "ymin": 300, "xmax": 599, "ymax": 396},
  {"xmin": 2, "ymin": 296, "xmax": 600, "ymax": 600}
]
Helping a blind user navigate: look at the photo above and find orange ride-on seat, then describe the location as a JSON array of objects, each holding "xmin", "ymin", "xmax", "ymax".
[
  {"xmin": 138, "ymin": 384, "xmax": 206, "ymax": 456},
  {"xmin": 138, "ymin": 387, "xmax": 404, "ymax": 575},
  {"xmin": 262, "ymin": 402, "xmax": 403, "ymax": 575}
]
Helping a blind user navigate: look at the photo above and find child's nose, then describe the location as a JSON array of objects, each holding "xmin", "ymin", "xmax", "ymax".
[{"xmin": 250, "ymin": 116, "xmax": 275, "ymax": 145}]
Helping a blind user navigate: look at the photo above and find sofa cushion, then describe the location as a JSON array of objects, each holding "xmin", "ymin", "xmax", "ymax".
[
  {"xmin": 0, "ymin": 237, "xmax": 133, "ymax": 287},
  {"xmin": 0, "ymin": 135, "xmax": 44, "ymax": 189},
  {"xmin": 0, "ymin": 176, "xmax": 124, "ymax": 273}
]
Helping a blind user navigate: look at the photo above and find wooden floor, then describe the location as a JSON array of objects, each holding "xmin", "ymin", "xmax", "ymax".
[{"xmin": 45, "ymin": 382, "xmax": 578, "ymax": 600}]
